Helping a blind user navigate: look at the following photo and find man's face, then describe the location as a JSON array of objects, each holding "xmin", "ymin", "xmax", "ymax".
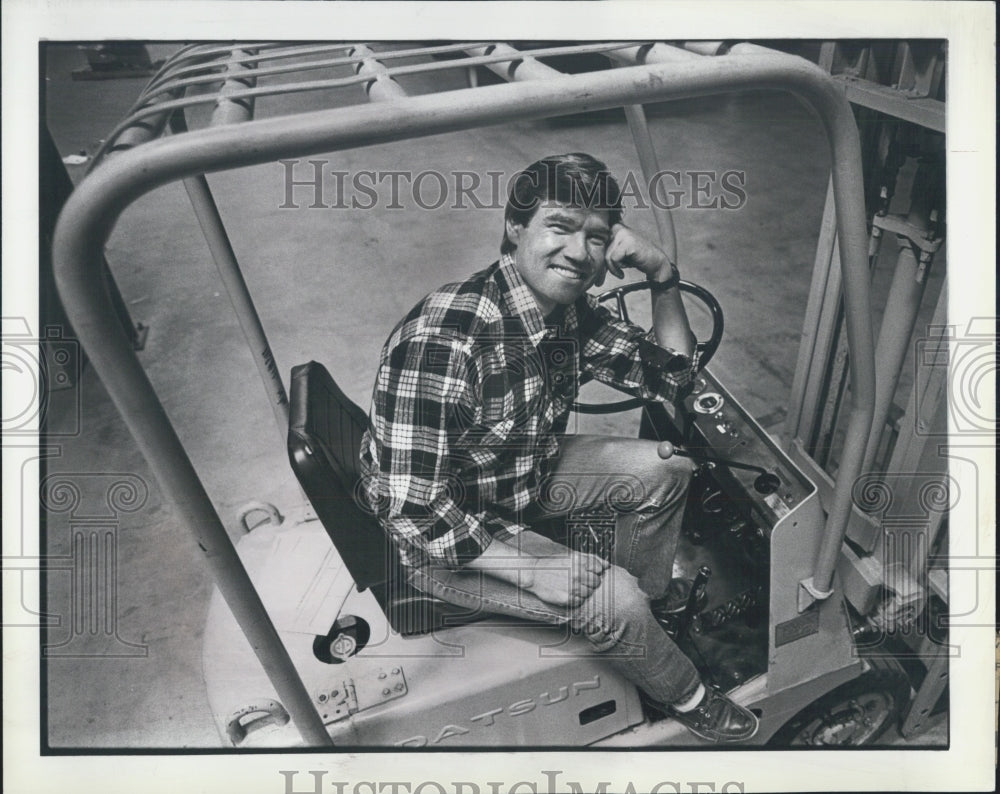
[{"xmin": 507, "ymin": 202, "xmax": 611, "ymax": 316}]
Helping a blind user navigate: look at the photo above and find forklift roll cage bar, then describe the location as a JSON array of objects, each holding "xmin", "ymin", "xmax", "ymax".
[{"xmin": 52, "ymin": 41, "xmax": 875, "ymax": 746}]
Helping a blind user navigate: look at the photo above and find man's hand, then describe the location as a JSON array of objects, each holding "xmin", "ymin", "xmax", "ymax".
[
  {"xmin": 594, "ymin": 223, "xmax": 695, "ymax": 358},
  {"xmin": 600, "ymin": 223, "xmax": 675, "ymax": 283},
  {"xmin": 527, "ymin": 548, "xmax": 609, "ymax": 608}
]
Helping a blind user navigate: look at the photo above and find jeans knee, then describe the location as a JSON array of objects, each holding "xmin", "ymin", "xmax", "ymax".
[
  {"xmin": 574, "ymin": 568, "xmax": 649, "ymax": 648},
  {"xmin": 648, "ymin": 453, "xmax": 695, "ymax": 505},
  {"xmin": 607, "ymin": 568, "xmax": 649, "ymax": 615}
]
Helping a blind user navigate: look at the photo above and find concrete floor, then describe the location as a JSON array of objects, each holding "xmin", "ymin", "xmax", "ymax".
[{"xmin": 41, "ymin": 43, "xmax": 946, "ymax": 749}]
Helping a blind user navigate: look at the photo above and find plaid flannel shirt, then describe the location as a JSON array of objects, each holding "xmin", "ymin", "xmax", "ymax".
[{"xmin": 359, "ymin": 254, "xmax": 698, "ymax": 569}]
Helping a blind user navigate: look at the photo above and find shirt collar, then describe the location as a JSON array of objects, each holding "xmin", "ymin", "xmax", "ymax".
[
  {"xmin": 495, "ymin": 253, "xmax": 580, "ymax": 347},
  {"xmin": 495, "ymin": 253, "xmax": 551, "ymax": 347}
]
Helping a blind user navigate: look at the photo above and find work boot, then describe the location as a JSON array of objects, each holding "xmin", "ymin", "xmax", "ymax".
[{"xmin": 670, "ymin": 687, "xmax": 759, "ymax": 743}]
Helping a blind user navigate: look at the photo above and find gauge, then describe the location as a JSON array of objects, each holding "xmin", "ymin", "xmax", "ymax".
[{"xmin": 693, "ymin": 392, "xmax": 725, "ymax": 414}]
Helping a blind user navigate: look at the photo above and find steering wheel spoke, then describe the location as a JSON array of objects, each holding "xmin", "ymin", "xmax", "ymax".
[{"xmin": 572, "ymin": 280, "xmax": 724, "ymax": 415}]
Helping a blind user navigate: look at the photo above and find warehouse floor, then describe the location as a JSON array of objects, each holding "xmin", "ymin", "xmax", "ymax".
[{"xmin": 40, "ymin": 43, "xmax": 947, "ymax": 749}]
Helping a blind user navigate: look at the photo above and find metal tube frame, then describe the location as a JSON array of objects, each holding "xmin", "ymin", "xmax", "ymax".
[
  {"xmin": 53, "ymin": 46, "xmax": 876, "ymax": 744},
  {"xmin": 169, "ymin": 112, "xmax": 291, "ymax": 438},
  {"xmin": 785, "ymin": 178, "xmax": 839, "ymax": 457},
  {"xmin": 621, "ymin": 103, "xmax": 679, "ymax": 261},
  {"xmin": 88, "ymin": 42, "xmax": 646, "ymax": 168},
  {"xmin": 350, "ymin": 44, "xmax": 408, "ymax": 101},
  {"xmin": 209, "ymin": 47, "xmax": 259, "ymax": 127}
]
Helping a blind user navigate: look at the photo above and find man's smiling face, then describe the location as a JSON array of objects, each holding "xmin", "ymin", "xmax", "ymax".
[{"xmin": 507, "ymin": 202, "xmax": 611, "ymax": 317}]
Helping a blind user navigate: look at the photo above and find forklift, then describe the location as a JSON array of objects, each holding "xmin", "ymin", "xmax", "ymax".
[{"xmin": 52, "ymin": 41, "xmax": 948, "ymax": 748}]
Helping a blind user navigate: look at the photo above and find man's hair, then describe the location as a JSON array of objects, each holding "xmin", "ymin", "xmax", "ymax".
[{"xmin": 501, "ymin": 153, "xmax": 623, "ymax": 254}]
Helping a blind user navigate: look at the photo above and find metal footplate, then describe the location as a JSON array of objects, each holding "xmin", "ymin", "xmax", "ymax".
[
  {"xmin": 695, "ymin": 585, "xmax": 765, "ymax": 633},
  {"xmin": 314, "ymin": 667, "xmax": 408, "ymax": 724}
]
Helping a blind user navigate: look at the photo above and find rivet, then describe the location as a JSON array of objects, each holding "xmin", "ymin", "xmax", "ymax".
[{"xmin": 382, "ymin": 688, "xmax": 391, "ymax": 696}]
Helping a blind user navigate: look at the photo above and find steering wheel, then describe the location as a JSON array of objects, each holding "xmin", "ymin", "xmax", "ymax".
[{"xmin": 572, "ymin": 280, "xmax": 724, "ymax": 415}]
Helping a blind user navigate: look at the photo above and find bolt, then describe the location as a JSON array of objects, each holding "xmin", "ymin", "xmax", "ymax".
[{"xmin": 318, "ymin": 693, "xmax": 328, "ymax": 703}]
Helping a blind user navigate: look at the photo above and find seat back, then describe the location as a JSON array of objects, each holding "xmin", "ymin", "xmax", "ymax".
[
  {"xmin": 287, "ymin": 361, "xmax": 389, "ymax": 591},
  {"xmin": 288, "ymin": 361, "xmax": 503, "ymax": 635}
]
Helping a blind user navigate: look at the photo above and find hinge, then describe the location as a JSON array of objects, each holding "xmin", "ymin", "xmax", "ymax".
[{"xmin": 314, "ymin": 666, "xmax": 407, "ymax": 724}]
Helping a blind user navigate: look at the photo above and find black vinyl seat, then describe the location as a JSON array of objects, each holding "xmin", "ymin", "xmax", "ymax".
[{"xmin": 287, "ymin": 361, "xmax": 490, "ymax": 636}]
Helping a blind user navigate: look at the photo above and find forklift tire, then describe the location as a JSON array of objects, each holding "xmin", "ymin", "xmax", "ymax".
[{"xmin": 767, "ymin": 656, "xmax": 912, "ymax": 746}]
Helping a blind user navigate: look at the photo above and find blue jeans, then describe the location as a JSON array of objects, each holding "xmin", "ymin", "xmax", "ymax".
[{"xmin": 406, "ymin": 435, "xmax": 702, "ymax": 705}]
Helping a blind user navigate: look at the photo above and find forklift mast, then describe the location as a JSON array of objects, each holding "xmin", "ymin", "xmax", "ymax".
[{"xmin": 782, "ymin": 40, "xmax": 949, "ymax": 738}]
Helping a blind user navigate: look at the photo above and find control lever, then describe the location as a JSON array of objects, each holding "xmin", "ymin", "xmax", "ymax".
[
  {"xmin": 661, "ymin": 442, "xmax": 781, "ymax": 495},
  {"xmin": 675, "ymin": 565, "xmax": 711, "ymax": 640}
]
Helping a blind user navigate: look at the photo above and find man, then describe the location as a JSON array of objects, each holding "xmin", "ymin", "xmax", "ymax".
[{"xmin": 360, "ymin": 153, "xmax": 758, "ymax": 743}]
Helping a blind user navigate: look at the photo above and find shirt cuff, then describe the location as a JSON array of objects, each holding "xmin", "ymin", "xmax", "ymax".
[{"xmin": 638, "ymin": 333, "xmax": 699, "ymax": 392}]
